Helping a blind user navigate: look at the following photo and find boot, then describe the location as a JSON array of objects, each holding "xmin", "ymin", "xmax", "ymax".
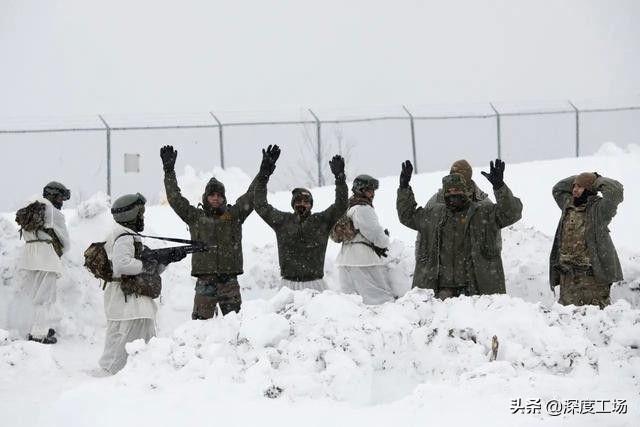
[{"xmin": 27, "ymin": 334, "xmax": 57, "ymax": 344}]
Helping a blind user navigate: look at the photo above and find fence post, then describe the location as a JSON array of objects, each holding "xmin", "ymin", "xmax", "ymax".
[
  {"xmin": 567, "ymin": 101, "xmax": 580, "ymax": 157},
  {"xmin": 209, "ymin": 112, "xmax": 225, "ymax": 168},
  {"xmin": 98, "ymin": 115, "xmax": 111, "ymax": 198},
  {"xmin": 308, "ymin": 109, "xmax": 323, "ymax": 186},
  {"xmin": 489, "ymin": 103, "xmax": 501, "ymax": 159},
  {"xmin": 402, "ymin": 105, "xmax": 418, "ymax": 173}
]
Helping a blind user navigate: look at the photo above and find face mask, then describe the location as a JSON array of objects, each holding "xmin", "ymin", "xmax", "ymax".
[
  {"xmin": 573, "ymin": 190, "xmax": 593, "ymax": 206},
  {"xmin": 132, "ymin": 214, "xmax": 145, "ymax": 232},
  {"xmin": 294, "ymin": 205, "xmax": 310, "ymax": 217},
  {"xmin": 445, "ymin": 194, "xmax": 469, "ymax": 211}
]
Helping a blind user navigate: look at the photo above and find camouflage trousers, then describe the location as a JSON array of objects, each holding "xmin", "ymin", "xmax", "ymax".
[
  {"xmin": 558, "ymin": 273, "xmax": 611, "ymax": 309},
  {"xmin": 192, "ymin": 276, "xmax": 242, "ymax": 320}
]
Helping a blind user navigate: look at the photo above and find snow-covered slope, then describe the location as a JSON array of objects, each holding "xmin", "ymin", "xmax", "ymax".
[{"xmin": 0, "ymin": 144, "xmax": 639, "ymax": 426}]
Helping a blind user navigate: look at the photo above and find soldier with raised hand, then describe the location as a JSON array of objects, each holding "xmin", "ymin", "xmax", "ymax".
[
  {"xmin": 254, "ymin": 146, "xmax": 348, "ymax": 291},
  {"xmin": 16, "ymin": 182, "xmax": 71, "ymax": 344},
  {"xmin": 397, "ymin": 159, "xmax": 522, "ymax": 298},
  {"xmin": 160, "ymin": 145, "xmax": 264, "ymax": 319},
  {"xmin": 550, "ymin": 172, "xmax": 624, "ymax": 308}
]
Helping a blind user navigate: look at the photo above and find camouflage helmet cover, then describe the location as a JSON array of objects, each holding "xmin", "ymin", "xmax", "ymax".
[
  {"xmin": 111, "ymin": 193, "xmax": 146, "ymax": 223},
  {"xmin": 43, "ymin": 181, "xmax": 71, "ymax": 201},
  {"xmin": 352, "ymin": 174, "xmax": 379, "ymax": 195}
]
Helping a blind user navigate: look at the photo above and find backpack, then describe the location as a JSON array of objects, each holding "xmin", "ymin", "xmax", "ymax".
[
  {"xmin": 84, "ymin": 242, "xmax": 114, "ymax": 285},
  {"xmin": 83, "ymin": 235, "xmax": 162, "ymax": 299},
  {"xmin": 15, "ymin": 201, "xmax": 46, "ymax": 234},
  {"xmin": 330, "ymin": 214, "xmax": 358, "ymax": 243}
]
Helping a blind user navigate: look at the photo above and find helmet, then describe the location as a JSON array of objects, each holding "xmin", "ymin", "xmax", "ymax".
[
  {"xmin": 352, "ymin": 174, "xmax": 379, "ymax": 195},
  {"xmin": 111, "ymin": 193, "xmax": 146, "ymax": 223},
  {"xmin": 291, "ymin": 188, "xmax": 313, "ymax": 209},
  {"xmin": 43, "ymin": 181, "xmax": 71, "ymax": 200}
]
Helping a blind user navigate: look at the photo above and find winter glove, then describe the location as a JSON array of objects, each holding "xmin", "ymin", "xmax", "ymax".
[
  {"xmin": 141, "ymin": 258, "xmax": 159, "ymax": 274},
  {"xmin": 167, "ymin": 248, "xmax": 187, "ymax": 264},
  {"xmin": 260, "ymin": 144, "xmax": 281, "ymax": 176},
  {"xmin": 160, "ymin": 145, "xmax": 177, "ymax": 172},
  {"xmin": 141, "ymin": 247, "xmax": 188, "ymax": 266},
  {"xmin": 400, "ymin": 160, "xmax": 413, "ymax": 188},
  {"xmin": 372, "ymin": 245, "xmax": 389, "ymax": 258},
  {"xmin": 481, "ymin": 159, "xmax": 505, "ymax": 189},
  {"xmin": 329, "ymin": 155, "xmax": 346, "ymax": 181}
]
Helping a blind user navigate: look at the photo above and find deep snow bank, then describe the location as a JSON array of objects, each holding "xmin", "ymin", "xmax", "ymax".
[{"xmin": 46, "ymin": 288, "xmax": 640, "ymax": 426}]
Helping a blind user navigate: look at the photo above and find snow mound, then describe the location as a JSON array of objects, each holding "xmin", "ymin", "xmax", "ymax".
[
  {"xmin": 49, "ymin": 290, "xmax": 640, "ymax": 426},
  {"xmin": 93, "ymin": 290, "xmax": 640, "ymax": 402},
  {"xmin": 76, "ymin": 192, "xmax": 110, "ymax": 219}
]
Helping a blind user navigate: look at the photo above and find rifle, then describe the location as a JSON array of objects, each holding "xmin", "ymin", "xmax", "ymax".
[{"xmin": 140, "ymin": 242, "xmax": 209, "ymax": 266}]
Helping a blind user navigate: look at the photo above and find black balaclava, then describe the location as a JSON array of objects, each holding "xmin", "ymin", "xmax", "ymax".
[
  {"xmin": 46, "ymin": 195, "xmax": 63, "ymax": 210},
  {"xmin": 121, "ymin": 211, "xmax": 144, "ymax": 232},
  {"xmin": 445, "ymin": 194, "xmax": 470, "ymax": 211},
  {"xmin": 573, "ymin": 189, "xmax": 595, "ymax": 207}
]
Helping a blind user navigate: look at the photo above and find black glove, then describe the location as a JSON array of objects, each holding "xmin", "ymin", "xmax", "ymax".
[
  {"xmin": 384, "ymin": 229, "xmax": 389, "ymax": 236},
  {"xmin": 373, "ymin": 245, "xmax": 389, "ymax": 258},
  {"xmin": 165, "ymin": 248, "xmax": 187, "ymax": 264},
  {"xmin": 160, "ymin": 145, "xmax": 177, "ymax": 172},
  {"xmin": 400, "ymin": 160, "xmax": 413, "ymax": 188},
  {"xmin": 481, "ymin": 159, "xmax": 505, "ymax": 189},
  {"xmin": 260, "ymin": 144, "xmax": 281, "ymax": 176},
  {"xmin": 141, "ymin": 258, "xmax": 159, "ymax": 274},
  {"xmin": 329, "ymin": 155, "xmax": 346, "ymax": 180}
]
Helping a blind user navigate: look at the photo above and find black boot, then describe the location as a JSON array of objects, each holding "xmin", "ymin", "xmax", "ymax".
[
  {"xmin": 47, "ymin": 328, "xmax": 56, "ymax": 338},
  {"xmin": 27, "ymin": 334, "xmax": 57, "ymax": 344}
]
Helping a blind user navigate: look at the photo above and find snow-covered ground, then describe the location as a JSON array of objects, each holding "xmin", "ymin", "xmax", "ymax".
[{"xmin": 1, "ymin": 143, "xmax": 639, "ymax": 426}]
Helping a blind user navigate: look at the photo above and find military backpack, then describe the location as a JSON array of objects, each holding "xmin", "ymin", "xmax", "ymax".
[
  {"xmin": 15, "ymin": 201, "xmax": 46, "ymax": 233},
  {"xmin": 84, "ymin": 241, "xmax": 115, "ymax": 285},
  {"xmin": 84, "ymin": 234, "xmax": 162, "ymax": 299},
  {"xmin": 330, "ymin": 214, "xmax": 358, "ymax": 243}
]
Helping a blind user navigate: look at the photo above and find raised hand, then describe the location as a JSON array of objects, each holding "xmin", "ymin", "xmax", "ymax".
[
  {"xmin": 481, "ymin": 159, "xmax": 505, "ymax": 189},
  {"xmin": 329, "ymin": 155, "xmax": 345, "ymax": 179},
  {"xmin": 400, "ymin": 160, "xmax": 413, "ymax": 188},
  {"xmin": 160, "ymin": 145, "xmax": 178, "ymax": 172},
  {"xmin": 260, "ymin": 144, "xmax": 281, "ymax": 176}
]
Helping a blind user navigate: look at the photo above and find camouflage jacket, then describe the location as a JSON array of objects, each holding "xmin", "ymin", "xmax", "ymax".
[
  {"xmin": 549, "ymin": 176, "xmax": 624, "ymax": 288},
  {"xmin": 418, "ymin": 180, "xmax": 491, "ymax": 259},
  {"xmin": 255, "ymin": 175, "xmax": 348, "ymax": 281},
  {"xmin": 397, "ymin": 183, "xmax": 522, "ymax": 295},
  {"xmin": 164, "ymin": 170, "xmax": 258, "ymax": 277}
]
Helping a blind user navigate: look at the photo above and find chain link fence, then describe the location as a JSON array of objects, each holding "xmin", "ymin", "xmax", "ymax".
[{"xmin": 0, "ymin": 99, "xmax": 638, "ymax": 211}]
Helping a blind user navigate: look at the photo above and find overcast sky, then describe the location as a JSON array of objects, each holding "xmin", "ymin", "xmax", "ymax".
[{"xmin": 1, "ymin": 0, "xmax": 639, "ymax": 117}]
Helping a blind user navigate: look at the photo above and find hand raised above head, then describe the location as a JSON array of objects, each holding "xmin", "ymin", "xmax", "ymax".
[
  {"xmin": 329, "ymin": 155, "xmax": 345, "ymax": 177},
  {"xmin": 399, "ymin": 160, "xmax": 413, "ymax": 188},
  {"xmin": 481, "ymin": 159, "xmax": 505, "ymax": 189},
  {"xmin": 160, "ymin": 145, "xmax": 178, "ymax": 171}
]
